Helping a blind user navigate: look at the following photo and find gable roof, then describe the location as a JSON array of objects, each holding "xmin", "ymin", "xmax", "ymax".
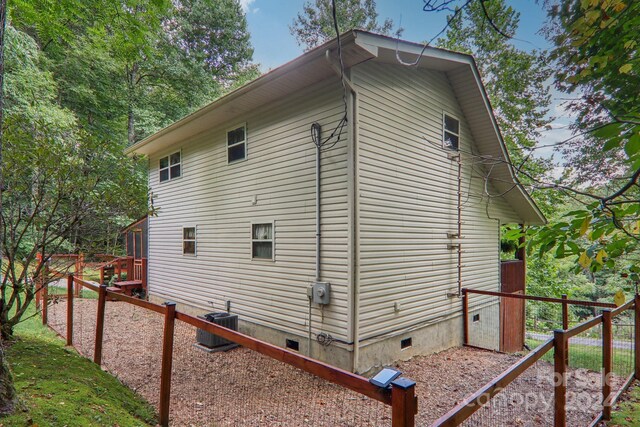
[{"xmin": 126, "ymin": 30, "xmax": 545, "ymax": 225}]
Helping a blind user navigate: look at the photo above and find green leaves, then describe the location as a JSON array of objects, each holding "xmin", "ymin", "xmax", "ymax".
[
  {"xmin": 618, "ymin": 63, "xmax": 633, "ymax": 74},
  {"xmin": 624, "ymin": 133, "xmax": 640, "ymax": 157},
  {"xmin": 290, "ymin": 0, "xmax": 394, "ymax": 49}
]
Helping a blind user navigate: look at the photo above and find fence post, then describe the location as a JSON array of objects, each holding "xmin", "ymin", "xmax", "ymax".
[
  {"xmin": 94, "ymin": 285, "xmax": 107, "ymax": 365},
  {"xmin": 159, "ymin": 302, "xmax": 176, "ymax": 427},
  {"xmin": 35, "ymin": 253, "xmax": 42, "ymax": 309},
  {"xmin": 635, "ymin": 294, "xmax": 640, "ymax": 380},
  {"xmin": 42, "ymin": 276, "xmax": 48, "ymax": 326},
  {"xmin": 602, "ymin": 309, "xmax": 613, "ymax": 420},
  {"xmin": 391, "ymin": 377, "xmax": 417, "ymax": 427},
  {"xmin": 462, "ymin": 288, "xmax": 469, "ymax": 346},
  {"xmin": 561, "ymin": 294, "xmax": 569, "ymax": 330},
  {"xmin": 561, "ymin": 294, "xmax": 569, "ymax": 366},
  {"xmin": 67, "ymin": 274, "xmax": 74, "ymax": 346},
  {"xmin": 74, "ymin": 254, "xmax": 83, "ymax": 296},
  {"xmin": 141, "ymin": 258, "xmax": 148, "ymax": 294},
  {"xmin": 553, "ymin": 329, "xmax": 568, "ymax": 427},
  {"xmin": 126, "ymin": 257, "xmax": 134, "ymax": 280}
]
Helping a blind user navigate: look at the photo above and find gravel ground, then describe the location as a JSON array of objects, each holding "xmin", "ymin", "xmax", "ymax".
[{"xmin": 46, "ymin": 298, "xmax": 621, "ymax": 427}]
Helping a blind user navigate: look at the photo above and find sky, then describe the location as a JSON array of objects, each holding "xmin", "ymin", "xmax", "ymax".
[{"xmin": 239, "ymin": 0, "xmax": 574, "ymax": 168}]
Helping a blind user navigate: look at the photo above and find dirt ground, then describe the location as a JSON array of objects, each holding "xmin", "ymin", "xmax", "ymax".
[{"xmin": 46, "ymin": 298, "xmax": 620, "ymax": 427}]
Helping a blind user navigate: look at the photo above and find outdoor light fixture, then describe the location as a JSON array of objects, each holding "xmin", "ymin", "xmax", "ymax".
[{"xmin": 369, "ymin": 368, "xmax": 402, "ymax": 389}]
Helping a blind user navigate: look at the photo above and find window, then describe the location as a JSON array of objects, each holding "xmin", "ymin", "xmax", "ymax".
[
  {"xmin": 183, "ymin": 227, "xmax": 196, "ymax": 255},
  {"xmin": 227, "ymin": 124, "xmax": 246, "ymax": 163},
  {"xmin": 443, "ymin": 113, "xmax": 460, "ymax": 150},
  {"xmin": 252, "ymin": 223, "xmax": 273, "ymax": 260},
  {"xmin": 159, "ymin": 151, "xmax": 181, "ymax": 182}
]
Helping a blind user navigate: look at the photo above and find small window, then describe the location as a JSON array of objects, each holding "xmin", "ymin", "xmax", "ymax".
[
  {"xmin": 400, "ymin": 337, "xmax": 412, "ymax": 349},
  {"xmin": 227, "ymin": 124, "xmax": 246, "ymax": 163},
  {"xmin": 159, "ymin": 151, "xmax": 181, "ymax": 182},
  {"xmin": 183, "ymin": 227, "xmax": 196, "ymax": 255},
  {"xmin": 443, "ymin": 113, "xmax": 460, "ymax": 150},
  {"xmin": 252, "ymin": 223, "xmax": 273, "ymax": 260}
]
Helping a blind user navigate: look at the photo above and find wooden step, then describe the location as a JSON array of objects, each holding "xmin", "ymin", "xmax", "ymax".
[
  {"xmin": 107, "ymin": 286, "xmax": 123, "ymax": 293},
  {"xmin": 113, "ymin": 280, "xmax": 143, "ymax": 296},
  {"xmin": 113, "ymin": 280, "xmax": 143, "ymax": 286}
]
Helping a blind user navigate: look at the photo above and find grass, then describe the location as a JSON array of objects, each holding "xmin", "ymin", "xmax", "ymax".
[
  {"xmin": 527, "ymin": 338, "xmax": 635, "ymax": 375},
  {"xmin": 610, "ymin": 382, "xmax": 640, "ymax": 426},
  {"xmin": 47, "ymin": 286, "xmax": 98, "ymax": 300},
  {"xmin": 1, "ymin": 303, "xmax": 156, "ymax": 426}
]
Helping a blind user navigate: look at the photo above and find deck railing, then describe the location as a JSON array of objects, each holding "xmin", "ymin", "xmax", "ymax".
[{"xmin": 44, "ymin": 275, "xmax": 418, "ymax": 427}]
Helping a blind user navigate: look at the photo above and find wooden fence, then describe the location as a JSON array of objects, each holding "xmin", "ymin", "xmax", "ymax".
[
  {"xmin": 443, "ymin": 289, "xmax": 640, "ymax": 426},
  {"xmin": 46, "ymin": 275, "xmax": 418, "ymax": 427}
]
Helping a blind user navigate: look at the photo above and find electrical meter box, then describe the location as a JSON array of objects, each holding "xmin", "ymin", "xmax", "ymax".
[{"xmin": 311, "ymin": 282, "xmax": 331, "ymax": 305}]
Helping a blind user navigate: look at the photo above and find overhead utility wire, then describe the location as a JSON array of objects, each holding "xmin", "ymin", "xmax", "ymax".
[{"xmin": 310, "ymin": 0, "xmax": 349, "ymax": 152}]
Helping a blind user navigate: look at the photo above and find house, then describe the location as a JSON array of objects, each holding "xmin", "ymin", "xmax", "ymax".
[{"xmin": 125, "ymin": 31, "xmax": 545, "ymax": 373}]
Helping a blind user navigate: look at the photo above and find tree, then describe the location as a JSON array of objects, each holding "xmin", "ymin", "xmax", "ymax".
[
  {"xmin": 0, "ymin": 25, "xmax": 148, "ymax": 339},
  {"xmin": 290, "ymin": 0, "xmax": 394, "ymax": 50},
  {"xmin": 12, "ymin": 0, "xmax": 257, "ymax": 145},
  {"xmin": 0, "ymin": 0, "xmax": 17, "ymax": 415},
  {"xmin": 527, "ymin": 0, "xmax": 640, "ymax": 274},
  {"xmin": 437, "ymin": 0, "xmax": 556, "ymax": 211}
]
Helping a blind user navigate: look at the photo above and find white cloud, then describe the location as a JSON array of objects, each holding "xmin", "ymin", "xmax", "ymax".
[{"xmin": 239, "ymin": 0, "xmax": 257, "ymax": 13}]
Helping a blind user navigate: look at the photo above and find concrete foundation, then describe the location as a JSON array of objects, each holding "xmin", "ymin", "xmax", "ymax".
[
  {"xmin": 148, "ymin": 294, "xmax": 354, "ymax": 371},
  {"xmin": 467, "ymin": 301, "xmax": 501, "ymax": 351},
  {"xmin": 150, "ymin": 294, "xmax": 473, "ymax": 374},
  {"xmin": 357, "ymin": 314, "xmax": 464, "ymax": 376}
]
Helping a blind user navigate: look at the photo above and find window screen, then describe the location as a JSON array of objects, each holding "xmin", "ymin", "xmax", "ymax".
[
  {"xmin": 443, "ymin": 114, "xmax": 460, "ymax": 150},
  {"xmin": 252, "ymin": 223, "xmax": 273, "ymax": 260},
  {"xmin": 183, "ymin": 227, "xmax": 196, "ymax": 255}
]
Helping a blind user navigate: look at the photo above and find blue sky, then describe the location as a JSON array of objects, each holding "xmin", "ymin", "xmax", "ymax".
[
  {"xmin": 241, "ymin": 0, "xmax": 551, "ymax": 70},
  {"xmin": 239, "ymin": 0, "xmax": 572, "ymax": 166}
]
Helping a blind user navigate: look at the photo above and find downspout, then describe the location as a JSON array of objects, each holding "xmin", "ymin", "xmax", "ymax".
[{"xmin": 325, "ymin": 50, "xmax": 361, "ymax": 372}]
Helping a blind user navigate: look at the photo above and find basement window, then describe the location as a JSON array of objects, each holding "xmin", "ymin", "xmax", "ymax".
[
  {"xmin": 443, "ymin": 113, "xmax": 460, "ymax": 151},
  {"xmin": 252, "ymin": 222, "xmax": 273, "ymax": 260},
  {"xmin": 227, "ymin": 124, "xmax": 247, "ymax": 163},
  {"xmin": 159, "ymin": 151, "xmax": 181, "ymax": 182},
  {"xmin": 183, "ymin": 227, "xmax": 196, "ymax": 255}
]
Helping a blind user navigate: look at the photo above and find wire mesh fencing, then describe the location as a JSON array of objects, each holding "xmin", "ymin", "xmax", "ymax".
[
  {"xmin": 168, "ymin": 319, "xmax": 391, "ymax": 427},
  {"xmin": 466, "ymin": 293, "xmax": 502, "ymax": 351},
  {"xmin": 45, "ymin": 285, "xmax": 67, "ymax": 335},
  {"xmin": 98, "ymin": 299, "xmax": 164, "ymax": 411},
  {"xmin": 461, "ymin": 356, "xmax": 555, "ymax": 427},
  {"xmin": 566, "ymin": 324, "xmax": 604, "ymax": 423}
]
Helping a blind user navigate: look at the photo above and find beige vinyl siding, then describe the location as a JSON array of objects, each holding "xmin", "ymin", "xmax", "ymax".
[
  {"xmin": 147, "ymin": 79, "xmax": 350, "ymax": 341},
  {"xmin": 353, "ymin": 62, "xmax": 520, "ymax": 341}
]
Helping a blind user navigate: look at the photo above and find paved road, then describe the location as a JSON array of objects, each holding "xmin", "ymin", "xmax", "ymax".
[{"xmin": 527, "ymin": 332, "xmax": 634, "ymax": 350}]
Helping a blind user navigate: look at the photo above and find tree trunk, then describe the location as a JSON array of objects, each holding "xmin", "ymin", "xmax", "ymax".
[
  {"xmin": 127, "ymin": 63, "xmax": 138, "ymax": 145},
  {"xmin": 0, "ymin": 0, "xmax": 17, "ymax": 414},
  {"xmin": 0, "ymin": 347, "xmax": 16, "ymax": 415}
]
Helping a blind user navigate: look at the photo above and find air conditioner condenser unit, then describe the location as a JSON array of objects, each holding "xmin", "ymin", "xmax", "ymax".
[{"xmin": 195, "ymin": 312, "xmax": 239, "ymax": 353}]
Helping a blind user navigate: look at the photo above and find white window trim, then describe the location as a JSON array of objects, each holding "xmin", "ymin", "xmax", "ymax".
[
  {"xmin": 159, "ymin": 150, "xmax": 182, "ymax": 183},
  {"xmin": 442, "ymin": 112, "xmax": 461, "ymax": 151},
  {"xmin": 182, "ymin": 225, "xmax": 197, "ymax": 256},
  {"xmin": 226, "ymin": 122, "xmax": 248, "ymax": 164},
  {"xmin": 251, "ymin": 220, "xmax": 275, "ymax": 261}
]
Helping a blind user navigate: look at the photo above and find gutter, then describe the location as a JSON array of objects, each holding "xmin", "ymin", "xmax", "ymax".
[{"xmin": 125, "ymin": 31, "xmax": 360, "ymax": 157}]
